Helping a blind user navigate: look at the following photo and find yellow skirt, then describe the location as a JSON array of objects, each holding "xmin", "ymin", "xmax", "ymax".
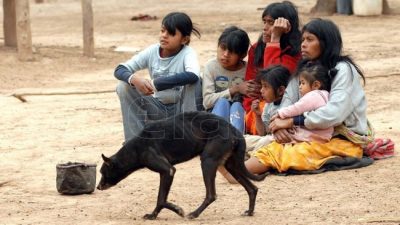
[{"xmin": 253, "ymin": 138, "xmax": 363, "ymax": 173}]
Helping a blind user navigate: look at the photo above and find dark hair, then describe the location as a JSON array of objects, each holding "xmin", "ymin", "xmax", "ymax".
[
  {"xmin": 162, "ymin": 12, "xmax": 201, "ymax": 44},
  {"xmin": 301, "ymin": 18, "xmax": 365, "ymax": 83},
  {"xmin": 218, "ymin": 26, "xmax": 250, "ymax": 57},
  {"xmin": 254, "ymin": 1, "xmax": 301, "ymax": 66},
  {"xmin": 256, "ymin": 65, "xmax": 291, "ymax": 97},
  {"xmin": 298, "ymin": 62, "xmax": 338, "ymax": 91}
]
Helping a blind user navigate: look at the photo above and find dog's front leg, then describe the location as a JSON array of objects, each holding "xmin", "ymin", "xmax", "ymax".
[{"xmin": 143, "ymin": 154, "xmax": 184, "ymax": 220}]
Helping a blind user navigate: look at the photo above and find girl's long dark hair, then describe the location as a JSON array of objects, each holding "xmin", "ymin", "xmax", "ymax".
[
  {"xmin": 297, "ymin": 62, "xmax": 338, "ymax": 92},
  {"xmin": 254, "ymin": 1, "xmax": 301, "ymax": 66},
  {"xmin": 301, "ymin": 18, "xmax": 365, "ymax": 83},
  {"xmin": 218, "ymin": 26, "xmax": 250, "ymax": 57},
  {"xmin": 162, "ymin": 12, "xmax": 201, "ymax": 45},
  {"xmin": 256, "ymin": 65, "xmax": 291, "ymax": 97}
]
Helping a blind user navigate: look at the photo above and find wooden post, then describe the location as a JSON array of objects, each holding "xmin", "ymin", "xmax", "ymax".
[
  {"xmin": 310, "ymin": 0, "xmax": 337, "ymax": 15},
  {"xmin": 15, "ymin": 0, "xmax": 33, "ymax": 61},
  {"xmin": 81, "ymin": 0, "xmax": 94, "ymax": 57},
  {"xmin": 3, "ymin": 0, "xmax": 17, "ymax": 47},
  {"xmin": 383, "ymin": 0, "xmax": 392, "ymax": 14}
]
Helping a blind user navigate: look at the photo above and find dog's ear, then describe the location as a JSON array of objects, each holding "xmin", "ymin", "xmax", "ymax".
[{"xmin": 101, "ymin": 154, "xmax": 111, "ymax": 166}]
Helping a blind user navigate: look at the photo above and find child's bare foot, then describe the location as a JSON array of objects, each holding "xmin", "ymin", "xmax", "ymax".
[{"xmin": 218, "ymin": 166, "xmax": 238, "ymax": 184}]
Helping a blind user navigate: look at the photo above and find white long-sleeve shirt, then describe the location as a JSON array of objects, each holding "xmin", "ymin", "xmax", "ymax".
[
  {"xmin": 281, "ymin": 61, "xmax": 368, "ymax": 135},
  {"xmin": 120, "ymin": 44, "xmax": 200, "ymax": 104}
]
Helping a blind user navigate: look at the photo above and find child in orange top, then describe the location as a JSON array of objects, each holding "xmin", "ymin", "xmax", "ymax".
[{"xmin": 221, "ymin": 65, "xmax": 290, "ymax": 183}]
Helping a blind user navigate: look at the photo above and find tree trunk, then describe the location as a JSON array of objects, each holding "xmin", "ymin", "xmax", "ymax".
[
  {"xmin": 81, "ymin": 0, "xmax": 94, "ymax": 57},
  {"xmin": 3, "ymin": 0, "xmax": 17, "ymax": 47},
  {"xmin": 15, "ymin": 0, "xmax": 33, "ymax": 61},
  {"xmin": 383, "ymin": 0, "xmax": 392, "ymax": 14},
  {"xmin": 310, "ymin": 0, "xmax": 337, "ymax": 15}
]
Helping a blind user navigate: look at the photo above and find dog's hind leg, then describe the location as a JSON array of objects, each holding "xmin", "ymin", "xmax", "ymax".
[
  {"xmin": 225, "ymin": 159, "xmax": 258, "ymax": 216},
  {"xmin": 143, "ymin": 153, "xmax": 185, "ymax": 220},
  {"xmin": 187, "ymin": 153, "xmax": 219, "ymax": 219}
]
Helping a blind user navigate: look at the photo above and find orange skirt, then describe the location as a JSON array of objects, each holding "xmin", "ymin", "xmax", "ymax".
[
  {"xmin": 245, "ymin": 100, "xmax": 266, "ymax": 135},
  {"xmin": 252, "ymin": 138, "xmax": 363, "ymax": 173}
]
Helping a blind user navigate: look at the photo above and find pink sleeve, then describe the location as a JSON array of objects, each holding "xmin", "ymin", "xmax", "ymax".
[{"xmin": 278, "ymin": 91, "xmax": 328, "ymax": 118}]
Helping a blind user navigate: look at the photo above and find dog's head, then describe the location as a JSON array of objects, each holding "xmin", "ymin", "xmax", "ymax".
[
  {"xmin": 97, "ymin": 140, "xmax": 144, "ymax": 191},
  {"xmin": 97, "ymin": 154, "xmax": 127, "ymax": 190}
]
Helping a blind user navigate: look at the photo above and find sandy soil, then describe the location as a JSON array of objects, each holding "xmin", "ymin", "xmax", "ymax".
[{"xmin": 1, "ymin": 0, "xmax": 400, "ymax": 224}]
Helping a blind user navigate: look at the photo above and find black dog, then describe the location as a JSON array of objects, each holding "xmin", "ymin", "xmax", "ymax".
[{"xmin": 97, "ymin": 111, "xmax": 266, "ymax": 219}]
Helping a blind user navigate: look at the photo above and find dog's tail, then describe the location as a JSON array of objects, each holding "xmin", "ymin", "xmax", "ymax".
[{"xmin": 235, "ymin": 135, "xmax": 268, "ymax": 181}]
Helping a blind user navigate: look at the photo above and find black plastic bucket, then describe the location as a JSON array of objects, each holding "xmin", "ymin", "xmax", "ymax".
[{"xmin": 56, "ymin": 162, "xmax": 97, "ymax": 195}]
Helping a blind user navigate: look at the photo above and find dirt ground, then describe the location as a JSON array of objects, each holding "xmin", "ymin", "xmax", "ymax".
[{"xmin": 1, "ymin": 0, "xmax": 400, "ymax": 224}]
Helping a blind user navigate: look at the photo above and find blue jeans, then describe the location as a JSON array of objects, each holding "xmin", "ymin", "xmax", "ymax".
[
  {"xmin": 116, "ymin": 80, "xmax": 203, "ymax": 141},
  {"xmin": 211, "ymin": 98, "xmax": 245, "ymax": 134}
]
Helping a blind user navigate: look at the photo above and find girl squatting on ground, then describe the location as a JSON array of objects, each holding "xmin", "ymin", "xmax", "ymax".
[
  {"xmin": 114, "ymin": 12, "xmax": 202, "ymax": 141},
  {"xmin": 202, "ymin": 26, "xmax": 250, "ymax": 134}
]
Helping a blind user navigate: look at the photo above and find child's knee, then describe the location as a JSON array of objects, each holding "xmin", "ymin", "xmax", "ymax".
[
  {"xmin": 212, "ymin": 98, "xmax": 230, "ymax": 120},
  {"xmin": 116, "ymin": 81, "xmax": 131, "ymax": 98},
  {"xmin": 214, "ymin": 98, "xmax": 230, "ymax": 108},
  {"xmin": 231, "ymin": 102, "xmax": 244, "ymax": 113}
]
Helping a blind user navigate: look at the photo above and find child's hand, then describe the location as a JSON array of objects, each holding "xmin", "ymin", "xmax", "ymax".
[
  {"xmin": 130, "ymin": 76, "xmax": 154, "ymax": 95},
  {"xmin": 246, "ymin": 80, "xmax": 261, "ymax": 98},
  {"xmin": 233, "ymin": 80, "xmax": 260, "ymax": 98},
  {"xmin": 231, "ymin": 80, "xmax": 258, "ymax": 98},
  {"xmin": 271, "ymin": 17, "xmax": 291, "ymax": 42},
  {"xmin": 251, "ymin": 99, "xmax": 262, "ymax": 116},
  {"xmin": 269, "ymin": 117, "xmax": 294, "ymax": 133}
]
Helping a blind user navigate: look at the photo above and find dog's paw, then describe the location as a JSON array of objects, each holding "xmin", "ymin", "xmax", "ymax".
[
  {"xmin": 241, "ymin": 210, "xmax": 254, "ymax": 216},
  {"xmin": 165, "ymin": 202, "xmax": 185, "ymax": 217},
  {"xmin": 186, "ymin": 212, "xmax": 199, "ymax": 220},
  {"xmin": 143, "ymin": 213, "xmax": 157, "ymax": 220},
  {"xmin": 176, "ymin": 208, "xmax": 185, "ymax": 217}
]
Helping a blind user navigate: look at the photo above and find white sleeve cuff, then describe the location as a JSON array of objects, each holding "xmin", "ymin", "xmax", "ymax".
[
  {"xmin": 150, "ymin": 79, "xmax": 157, "ymax": 92},
  {"xmin": 128, "ymin": 75, "xmax": 134, "ymax": 86}
]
